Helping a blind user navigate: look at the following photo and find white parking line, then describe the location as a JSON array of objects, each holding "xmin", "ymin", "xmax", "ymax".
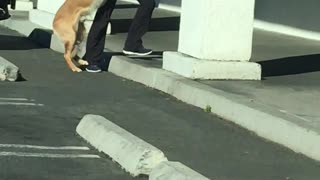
[
  {"xmin": 0, "ymin": 152, "xmax": 100, "ymax": 159},
  {"xmin": 0, "ymin": 102, "xmax": 44, "ymax": 106},
  {"xmin": 0, "ymin": 102, "xmax": 43, "ymax": 106},
  {"xmin": 0, "ymin": 97, "xmax": 42, "ymax": 106},
  {"xmin": 0, "ymin": 144, "xmax": 90, "ymax": 150},
  {"xmin": 0, "ymin": 98, "xmax": 34, "ymax": 101}
]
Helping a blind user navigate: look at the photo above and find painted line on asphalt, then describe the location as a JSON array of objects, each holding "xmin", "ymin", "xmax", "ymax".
[
  {"xmin": 0, "ymin": 102, "xmax": 44, "ymax": 106},
  {"xmin": 279, "ymin": 109, "xmax": 312, "ymax": 122},
  {"xmin": 0, "ymin": 152, "xmax": 100, "ymax": 159},
  {"xmin": 0, "ymin": 144, "xmax": 90, "ymax": 150},
  {"xmin": 0, "ymin": 98, "xmax": 35, "ymax": 101}
]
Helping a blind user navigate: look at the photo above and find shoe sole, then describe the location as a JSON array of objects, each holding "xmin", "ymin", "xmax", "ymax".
[
  {"xmin": 123, "ymin": 50, "xmax": 153, "ymax": 56},
  {"xmin": 85, "ymin": 69, "xmax": 102, "ymax": 73}
]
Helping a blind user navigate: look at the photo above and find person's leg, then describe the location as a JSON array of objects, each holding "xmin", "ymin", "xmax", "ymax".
[
  {"xmin": 0, "ymin": 0, "xmax": 10, "ymax": 20},
  {"xmin": 9, "ymin": 0, "xmax": 16, "ymax": 10},
  {"xmin": 123, "ymin": 0, "xmax": 155, "ymax": 55},
  {"xmin": 84, "ymin": 0, "xmax": 117, "ymax": 72}
]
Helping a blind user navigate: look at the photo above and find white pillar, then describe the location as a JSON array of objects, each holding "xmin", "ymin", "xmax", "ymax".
[{"xmin": 163, "ymin": 0, "xmax": 261, "ymax": 80}]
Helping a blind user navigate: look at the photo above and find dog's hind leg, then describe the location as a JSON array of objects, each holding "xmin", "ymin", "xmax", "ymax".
[
  {"xmin": 75, "ymin": 21, "xmax": 89, "ymax": 66},
  {"xmin": 62, "ymin": 30, "xmax": 82, "ymax": 72},
  {"xmin": 71, "ymin": 23, "xmax": 82, "ymax": 60}
]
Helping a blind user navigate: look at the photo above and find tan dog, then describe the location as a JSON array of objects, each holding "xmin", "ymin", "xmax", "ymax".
[{"xmin": 53, "ymin": 0, "xmax": 107, "ymax": 72}]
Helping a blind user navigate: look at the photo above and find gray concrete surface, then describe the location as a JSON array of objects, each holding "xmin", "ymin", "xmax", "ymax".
[{"xmin": 1, "ymin": 26, "xmax": 320, "ymax": 180}]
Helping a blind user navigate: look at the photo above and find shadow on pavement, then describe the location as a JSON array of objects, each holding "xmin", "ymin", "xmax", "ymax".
[
  {"xmin": 258, "ymin": 54, "xmax": 320, "ymax": 77},
  {"xmin": 110, "ymin": 17, "xmax": 180, "ymax": 34},
  {"xmin": 16, "ymin": 72, "xmax": 27, "ymax": 82},
  {"xmin": 0, "ymin": 35, "xmax": 44, "ymax": 50},
  {"xmin": 28, "ymin": 28, "xmax": 53, "ymax": 48},
  {"xmin": 101, "ymin": 51, "xmax": 164, "ymax": 71},
  {"xmin": 115, "ymin": 4, "xmax": 140, "ymax": 9},
  {"xmin": 100, "ymin": 52, "xmax": 124, "ymax": 71},
  {"xmin": 0, "ymin": 28, "xmax": 53, "ymax": 50}
]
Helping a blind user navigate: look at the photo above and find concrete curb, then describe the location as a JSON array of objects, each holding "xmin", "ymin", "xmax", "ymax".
[
  {"xmin": 150, "ymin": 161, "xmax": 210, "ymax": 180},
  {"xmin": 76, "ymin": 114, "xmax": 168, "ymax": 177},
  {"xmin": 0, "ymin": 56, "xmax": 19, "ymax": 81},
  {"xmin": 109, "ymin": 55, "xmax": 320, "ymax": 162}
]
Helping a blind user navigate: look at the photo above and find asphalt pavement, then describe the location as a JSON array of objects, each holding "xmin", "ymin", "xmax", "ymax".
[{"xmin": 0, "ymin": 26, "xmax": 320, "ymax": 180}]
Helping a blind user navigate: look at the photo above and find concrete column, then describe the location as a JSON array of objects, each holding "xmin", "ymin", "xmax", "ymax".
[{"xmin": 163, "ymin": 0, "xmax": 261, "ymax": 80}]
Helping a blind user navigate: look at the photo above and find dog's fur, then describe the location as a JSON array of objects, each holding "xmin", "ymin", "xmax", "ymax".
[{"xmin": 53, "ymin": 0, "xmax": 107, "ymax": 72}]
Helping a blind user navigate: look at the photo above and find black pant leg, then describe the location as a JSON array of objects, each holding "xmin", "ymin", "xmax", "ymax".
[
  {"xmin": 0, "ymin": 0, "xmax": 7, "ymax": 8},
  {"xmin": 124, "ymin": 0, "xmax": 155, "ymax": 51},
  {"xmin": 84, "ymin": 0, "xmax": 117, "ymax": 65},
  {"xmin": 10, "ymin": 0, "xmax": 16, "ymax": 10},
  {"xmin": 0, "ymin": 0, "xmax": 9, "ymax": 15}
]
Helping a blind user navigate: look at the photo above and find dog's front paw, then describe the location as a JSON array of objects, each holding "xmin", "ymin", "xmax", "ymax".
[
  {"xmin": 78, "ymin": 59, "xmax": 89, "ymax": 66},
  {"xmin": 72, "ymin": 67, "xmax": 82, "ymax": 72}
]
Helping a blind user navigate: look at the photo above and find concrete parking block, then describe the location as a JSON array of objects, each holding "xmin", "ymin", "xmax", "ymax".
[
  {"xmin": 0, "ymin": 56, "xmax": 19, "ymax": 81},
  {"xmin": 76, "ymin": 114, "xmax": 168, "ymax": 177},
  {"xmin": 149, "ymin": 161, "xmax": 210, "ymax": 180}
]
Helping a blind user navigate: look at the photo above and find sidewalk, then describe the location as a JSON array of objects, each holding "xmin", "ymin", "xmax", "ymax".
[{"xmin": 1, "ymin": 0, "xmax": 320, "ymax": 163}]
